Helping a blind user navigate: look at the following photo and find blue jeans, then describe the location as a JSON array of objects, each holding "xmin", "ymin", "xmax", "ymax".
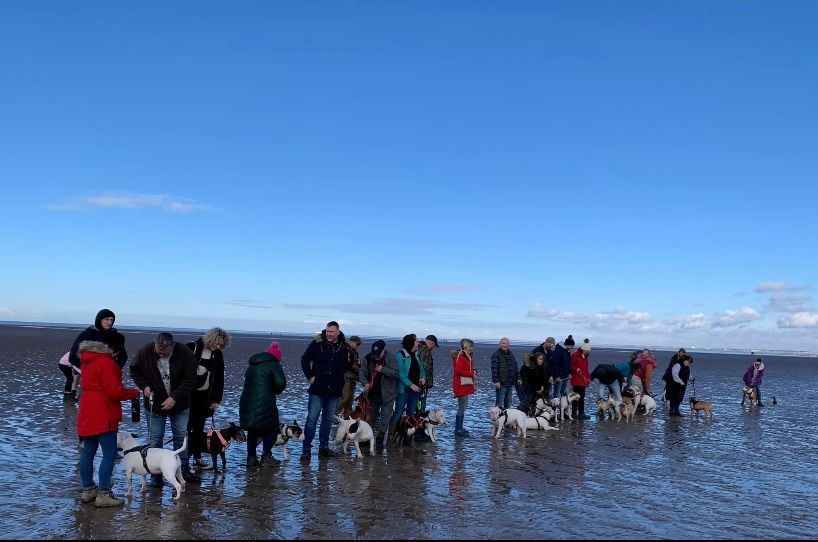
[
  {"xmin": 79, "ymin": 431, "xmax": 117, "ymax": 491},
  {"xmin": 552, "ymin": 379, "xmax": 568, "ymax": 397},
  {"xmin": 146, "ymin": 408, "xmax": 190, "ymax": 462},
  {"xmin": 495, "ymin": 385, "xmax": 514, "ymax": 409},
  {"xmin": 599, "ymin": 382, "xmax": 623, "ymax": 403},
  {"xmin": 304, "ymin": 394, "xmax": 339, "ymax": 451},
  {"xmin": 391, "ymin": 388, "xmax": 420, "ymax": 422}
]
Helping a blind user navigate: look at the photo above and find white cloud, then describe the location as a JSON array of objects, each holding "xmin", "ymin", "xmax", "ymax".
[
  {"xmin": 767, "ymin": 294, "xmax": 814, "ymax": 314},
  {"xmin": 404, "ymin": 283, "xmax": 479, "ymax": 296},
  {"xmin": 46, "ymin": 192, "xmax": 216, "ymax": 213},
  {"xmin": 777, "ymin": 312, "xmax": 818, "ymax": 328},
  {"xmin": 755, "ymin": 281, "xmax": 809, "ymax": 293},
  {"xmin": 526, "ymin": 304, "xmax": 653, "ymax": 331},
  {"xmin": 711, "ymin": 306, "xmax": 762, "ymax": 328},
  {"xmin": 223, "ymin": 298, "xmax": 273, "ymax": 309}
]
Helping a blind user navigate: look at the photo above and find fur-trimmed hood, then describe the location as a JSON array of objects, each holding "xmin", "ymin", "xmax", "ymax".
[{"xmin": 78, "ymin": 340, "xmax": 114, "ymax": 355}]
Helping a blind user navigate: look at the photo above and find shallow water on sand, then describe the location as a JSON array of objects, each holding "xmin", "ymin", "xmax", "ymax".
[{"xmin": 1, "ymin": 325, "xmax": 817, "ymax": 539}]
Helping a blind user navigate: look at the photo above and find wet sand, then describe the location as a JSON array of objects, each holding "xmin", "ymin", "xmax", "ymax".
[{"xmin": 1, "ymin": 324, "xmax": 817, "ymax": 539}]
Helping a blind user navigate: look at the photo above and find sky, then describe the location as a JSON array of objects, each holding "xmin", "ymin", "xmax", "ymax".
[{"xmin": 1, "ymin": 1, "xmax": 817, "ymax": 351}]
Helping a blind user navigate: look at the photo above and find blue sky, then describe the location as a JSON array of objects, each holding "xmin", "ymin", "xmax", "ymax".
[{"xmin": 1, "ymin": 1, "xmax": 817, "ymax": 351}]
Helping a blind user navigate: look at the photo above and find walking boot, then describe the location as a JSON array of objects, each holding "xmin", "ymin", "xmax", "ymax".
[
  {"xmin": 181, "ymin": 465, "xmax": 202, "ymax": 484},
  {"xmin": 63, "ymin": 391, "xmax": 76, "ymax": 403},
  {"xmin": 299, "ymin": 449, "xmax": 311, "ymax": 464},
  {"xmin": 260, "ymin": 452, "xmax": 281, "ymax": 467},
  {"xmin": 80, "ymin": 485, "xmax": 98, "ymax": 504},
  {"xmin": 387, "ymin": 421, "xmax": 399, "ymax": 445},
  {"xmin": 94, "ymin": 490, "xmax": 125, "ymax": 508}
]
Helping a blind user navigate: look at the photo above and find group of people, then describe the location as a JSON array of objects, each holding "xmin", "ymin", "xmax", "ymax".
[{"xmin": 64, "ymin": 309, "xmax": 768, "ymax": 508}]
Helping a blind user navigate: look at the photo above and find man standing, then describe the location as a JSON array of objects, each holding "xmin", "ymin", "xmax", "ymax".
[
  {"xmin": 129, "ymin": 332, "xmax": 200, "ymax": 485},
  {"xmin": 300, "ymin": 321, "xmax": 349, "ymax": 462},
  {"xmin": 417, "ymin": 334, "xmax": 438, "ymax": 412},
  {"xmin": 335, "ymin": 335, "xmax": 362, "ymax": 417},
  {"xmin": 491, "ymin": 337, "xmax": 521, "ymax": 409}
]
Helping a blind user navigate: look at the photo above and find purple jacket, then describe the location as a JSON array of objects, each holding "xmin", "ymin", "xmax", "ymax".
[{"xmin": 743, "ymin": 362, "xmax": 765, "ymax": 387}]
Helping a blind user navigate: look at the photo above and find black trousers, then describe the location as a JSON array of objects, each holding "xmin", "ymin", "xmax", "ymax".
[
  {"xmin": 572, "ymin": 385, "xmax": 586, "ymax": 417},
  {"xmin": 187, "ymin": 391, "xmax": 214, "ymax": 459},
  {"xmin": 59, "ymin": 364, "xmax": 75, "ymax": 393}
]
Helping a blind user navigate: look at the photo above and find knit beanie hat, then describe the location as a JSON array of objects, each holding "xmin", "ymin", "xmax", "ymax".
[
  {"xmin": 564, "ymin": 335, "xmax": 576, "ymax": 347},
  {"xmin": 267, "ymin": 341, "xmax": 282, "ymax": 361},
  {"xmin": 580, "ymin": 338, "xmax": 591, "ymax": 352}
]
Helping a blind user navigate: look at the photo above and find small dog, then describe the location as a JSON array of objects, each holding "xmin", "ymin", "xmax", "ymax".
[
  {"xmin": 335, "ymin": 416, "xmax": 375, "ymax": 457},
  {"xmin": 116, "ymin": 432, "xmax": 186, "ymax": 501},
  {"xmin": 634, "ymin": 393, "xmax": 657, "ymax": 415},
  {"xmin": 489, "ymin": 406, "xmax": 527, "ymax": 438},
  {"xmin": 533, "ymin": 398, "xmax": 557, "ymax": 423},
  {"xmin": 741, "ymin": 386, "xmax": 758, "ymax": 406},
  {"xmin": 609, "ymin": 398, "xmax": 622, "ymax": 421},
  {"xmin": 621, "ymin": 402, "xmax": 637, "ymax": 423},
  {"xmin": 596, "ymin": 398, "xmax": 610, "ymax": 419},
  {"xmin": 200, "ymin": 422, "xmax": 245, "ymax": 473},
  {"xmin": 393, "ymin": 413, "xmax": 425, "ymax": 446},
  {"xmin": 273, "ymin": 420, "xmax": 305, "ymax": 461},
  {"xmin": 524, "ymin": 414, "xmax": 558, "ymax": 430},
  {"xmin": 422, "ymin": 409, "xmax": 447, "ymax": 443},
  {"xmin": 689, "ymin": 397, "xmax": 713, "ymax": 417},
  {"xmin": 550, "ymin": 392, "xmax": 581, "ymax": 421}
]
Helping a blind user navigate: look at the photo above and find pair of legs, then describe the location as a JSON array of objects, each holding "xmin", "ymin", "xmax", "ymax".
[
  {"xmin": 552, "ymin": 379, "xmax": 568, "ymax": 398},
  {"xmin": 666, "ymin": 384, "xmax": 686, "ymax": 415},
  {"xmin": 455, "ymin": 395, "xmax": 470, "ymax": 436},
  {"xmin": 334, "ymin": 380, "xmax": 356, "ymax": 417},
  {"xmin": 391, "ymin": 388, "xmax": 420, "ymax": 423},
  {"xmin": 59, "ymin": 364, "xmax": 79, "ymax": 400},
  {"xmin": 187, "ymin": 391, "xmax": 213, "ymax": 465},
  {"xmin": 370, "ymin": 397, "xmax": 395, "ymax": 434},
  {"xmin": 599, "ymin": 381, "xmax": 623, "ymax": 403},
  {"xmin": 572, "ymin": 385, "xmax": 587, "ymax": 418},
  {"xmin": 246, "ymin": 428, "xmax": 278, "ymax": 465},
  {"xmin": 79, "ymin": 431, "xmax": 117, "ymax": 492},
  {"xmin": 303, "ymin": 394, "xmax": 340, "ymax": 455},
  {"xmin": 495, "ymin": 385, "xmax": 514, "ymax": 409},
  {"xmin": 146, "ymin": 407, "xmax": 198, "ymax": 482}
]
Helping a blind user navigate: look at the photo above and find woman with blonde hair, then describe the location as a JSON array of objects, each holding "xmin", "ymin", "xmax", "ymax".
[{"xmin": 452, "ymin": 339, "xmax": 477, "ymax": 437}]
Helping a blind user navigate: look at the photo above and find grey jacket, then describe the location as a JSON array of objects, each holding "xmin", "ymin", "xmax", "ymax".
[{"xmin": 360, "ymin": 350, "xmax": 398, "ymax": 403}]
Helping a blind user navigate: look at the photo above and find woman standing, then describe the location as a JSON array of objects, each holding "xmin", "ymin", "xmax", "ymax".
[
  {"xmin": 391, "ymin": 334, "xmax": 426, "ymax": 427},
  {"xmin": 186, "ymin": 327, "xmax": 231, "ymax": 471},
  {"xmin": 76, "ymin": 338, "xmax": 140, "ymax": 507},
  {"xmin": 666, "ymin": 355, "xmax": 693, "ymax": 416},
  {"xmin": 570, "ymin": 339, "xmax": 592, "ymax": 419},
  {"xmin": 69, "ymin": 309, "xmax": 127, "ymax": 370},
  {"xmin": 239, "ymin": 341, "xmax": 287, "ymax": 467},
  {"xmin": 452, "ymin": 339, "xmax": 477, "ymax": 437}
]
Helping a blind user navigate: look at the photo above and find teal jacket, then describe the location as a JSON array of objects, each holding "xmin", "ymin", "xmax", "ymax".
[
  {"xmin": 614, "ymin": 361, "xmax": 635, "ymax": 386},
  {"xmin": 239, "ymin": 352, "xmax": 287, "ymax": 430},
  {"xmin": 396, "ymin": 349, "xmax": 426, "ymax": 395}
]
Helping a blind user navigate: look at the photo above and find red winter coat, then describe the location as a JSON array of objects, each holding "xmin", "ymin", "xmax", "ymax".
[
  {"xmin": 570, "ymin": 350, "xmax": 591, "ymax": 387},
  {"xmin": 452, "ymin": 352, "xmax": 476, "ymax": 398},
  {"xmin": 76, "ymin": 341, "xmax": 139, "ymax": 437}
]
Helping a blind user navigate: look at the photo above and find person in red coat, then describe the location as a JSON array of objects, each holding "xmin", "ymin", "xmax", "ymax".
[
  {"xmin": 76, "ymin": 340, "xmax": 139, "ymax": 508},
  {"xmin": 570, "ymin": 339, "xmax": 593, "ymax": 419},
  {"xmin": 452, "ymin": 338, "xmax": 477, "ymax": 437}
]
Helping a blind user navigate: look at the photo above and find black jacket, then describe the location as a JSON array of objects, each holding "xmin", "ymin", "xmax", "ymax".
[
  {"xmin": 590, "ymin": 364, "xmax": 624, "ymax": 386},
  {"xmin": 69, "ymin": 310, "xmax": 127, "ymax": 369},
  {"xmin": 300, "ymin": 330, "xmax": 349, "ymax": 398},
  {"xmin": 186, "ymin": 338, "xmax": 225, "ymax": 404},
  {"xmin": 129, "ymin": 341, "xmax": 197, "ymax": 414}
]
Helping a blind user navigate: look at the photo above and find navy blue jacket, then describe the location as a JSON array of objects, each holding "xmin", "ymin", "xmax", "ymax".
[
  {"xmin": 551, "ymin": 344, "xmax": 572, "ymax": 379},
  {"xmin": 301, "ymin": 330, "xmax": 349, "ymax": 398}
]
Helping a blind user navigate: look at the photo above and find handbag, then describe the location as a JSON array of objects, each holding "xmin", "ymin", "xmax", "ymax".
[{"xmin": 459, "ymin": 376, "xmax": 474, "ymax": 386}]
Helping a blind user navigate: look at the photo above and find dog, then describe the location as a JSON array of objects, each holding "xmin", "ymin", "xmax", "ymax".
[
  {"xmin": 633, "ymin": 392, "xmax": 657, "ymax": 415},
  {"xmin": 689, "ymin": 397, "xmax": 714, "ymax": 417},
  {"xmin": 200, "ymin": 422, "xmax": 245, "ymax": 473},
  {"xmin": 116, "ymin": 432, "xmax": 186, "ymax": 500},
  {"xmin": 524, "ymin": 414, "xmax": 558, "ymax": 430},
  {"xmin": 334, "ymin": 416, "xmax": 375, "ymax": 457},
  {"xmin": 596, "ymin": 398, "xmax": 611, "ymax": 419},
  {"xmin": 393, "ymin": 413, "xmax": 425, "ymax": 446},
  {"xmin": 489, "ymin": 406, "xmax": 527, "ymax": 438},
  {"xmin": 533, "ymin": 398, "xmax": 556, "ymax": 420},
  {"xmin": 422, "ymin": 409, "xmax": 447, "ymax": 443},
  {"xmin": 272, "ymin": 420, "xmax": 305, "ymax": 461},
  {"xmin": 549, "ymin": 392, "xmax": 581, "ymax": 421},
  {"xmin": 609, "ymin": 398, "xmax": 622, "ymax": 421},
  {"xmin": 741, "ymin": 386, "xmax": 758, "ymax": 406},
  {"xmin": 621, "ymin": 402, "xmax": 637, "ymax": 423}
]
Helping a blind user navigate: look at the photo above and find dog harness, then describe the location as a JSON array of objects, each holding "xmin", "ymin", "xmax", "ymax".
[
  {"xmin": 496, "ymin": 408, "xmax": 509, "ymax": 426},
  {"xmin": 124, "ymin": 445, "xmax": 151, "ymax": 473},
  {"xmin": 206, "ymin": 428, "xmax": 229, "ymax": 453}
]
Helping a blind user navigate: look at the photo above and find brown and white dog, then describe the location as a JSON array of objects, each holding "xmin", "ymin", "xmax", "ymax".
[
  {"xmin": 621, "ymin": 402, "xmax": 637, "ymax": 423},
  {"xmin": 689, "ymin": 397, "xmax": 713, "ymax": 417},
  {"xmin": 741, "ymin": 386, "xmax": 758, "ymax": 406}
]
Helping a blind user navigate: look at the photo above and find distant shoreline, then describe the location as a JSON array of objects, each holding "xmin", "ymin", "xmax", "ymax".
[{"xmin": 1, "ymin": 320, "xmax": 813, "ymax": 358}]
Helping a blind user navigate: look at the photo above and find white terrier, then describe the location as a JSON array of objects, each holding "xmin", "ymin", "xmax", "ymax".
[
  {"xmin": 334, "ymin": 417, "xmax": 375, "ymax": 457},
  {"xmin": 422, "ymin": 409, "xmax": 447, "ymax": 443},
  {"xmin": 550, "ymin": 392, "xmax": 581, "ymax": 421},
  {"xmin": 489, "ymin": 406, "xmax": 527, "ymax": 438},
  {"xmin": 116, "ymin": 432, "xmax": 186, "ymax": 501}
]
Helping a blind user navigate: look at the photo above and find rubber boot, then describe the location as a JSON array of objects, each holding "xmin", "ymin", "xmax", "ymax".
[
  {"xmin": 375, "ymin": 431, "xmax": 385, "ymax": 452},
  {"xmin": 455, "ymin": 414, "xmax": 466, "ymax": 437},
  {"xmin": 387, "ymin": 421, "xmax": 399, "ymax": 445}
]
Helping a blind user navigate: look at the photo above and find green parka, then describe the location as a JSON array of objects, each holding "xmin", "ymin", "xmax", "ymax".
[{"xmin": 239, "ymin": 352, "xmax": 287, "ymax": 430}]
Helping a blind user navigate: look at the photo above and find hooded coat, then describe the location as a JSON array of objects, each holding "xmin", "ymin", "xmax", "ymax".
[
  {"xmin": 570, "ymin": 350, "xmax": 591, "ymax": 387},
  {"xmin": 452, "ymin": 351, "xmax": 476, "ymax": 398},
  {"xmin": 76, "ymin": 340, "xmax": 139, "ymax": 437},
  {"xmin": 239, "ymin": 352, "xmax": 287, "ymax": 430},
  {"xmin": 743, "ymin": 362, "xmax": 765, "ymax": 387},
  {"xmin": 300, "ymin": 330, "xmax": 349, "ymax": 397},
  {"xmin": 69, "ymin": 309, "xmax": 128, "ymax": 369}
]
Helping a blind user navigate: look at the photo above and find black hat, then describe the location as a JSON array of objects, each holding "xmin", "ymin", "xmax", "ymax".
[
  {"xmin": 371, "ymin": 340, "xmax": 386, "ymax": 356},
  {"xmin": 425, "ymin": 334, "xmax": 439, "ymax": 347},
  {"xmin": 564, "ymin": 335, "xmax": 575, "ymax": 346}
]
